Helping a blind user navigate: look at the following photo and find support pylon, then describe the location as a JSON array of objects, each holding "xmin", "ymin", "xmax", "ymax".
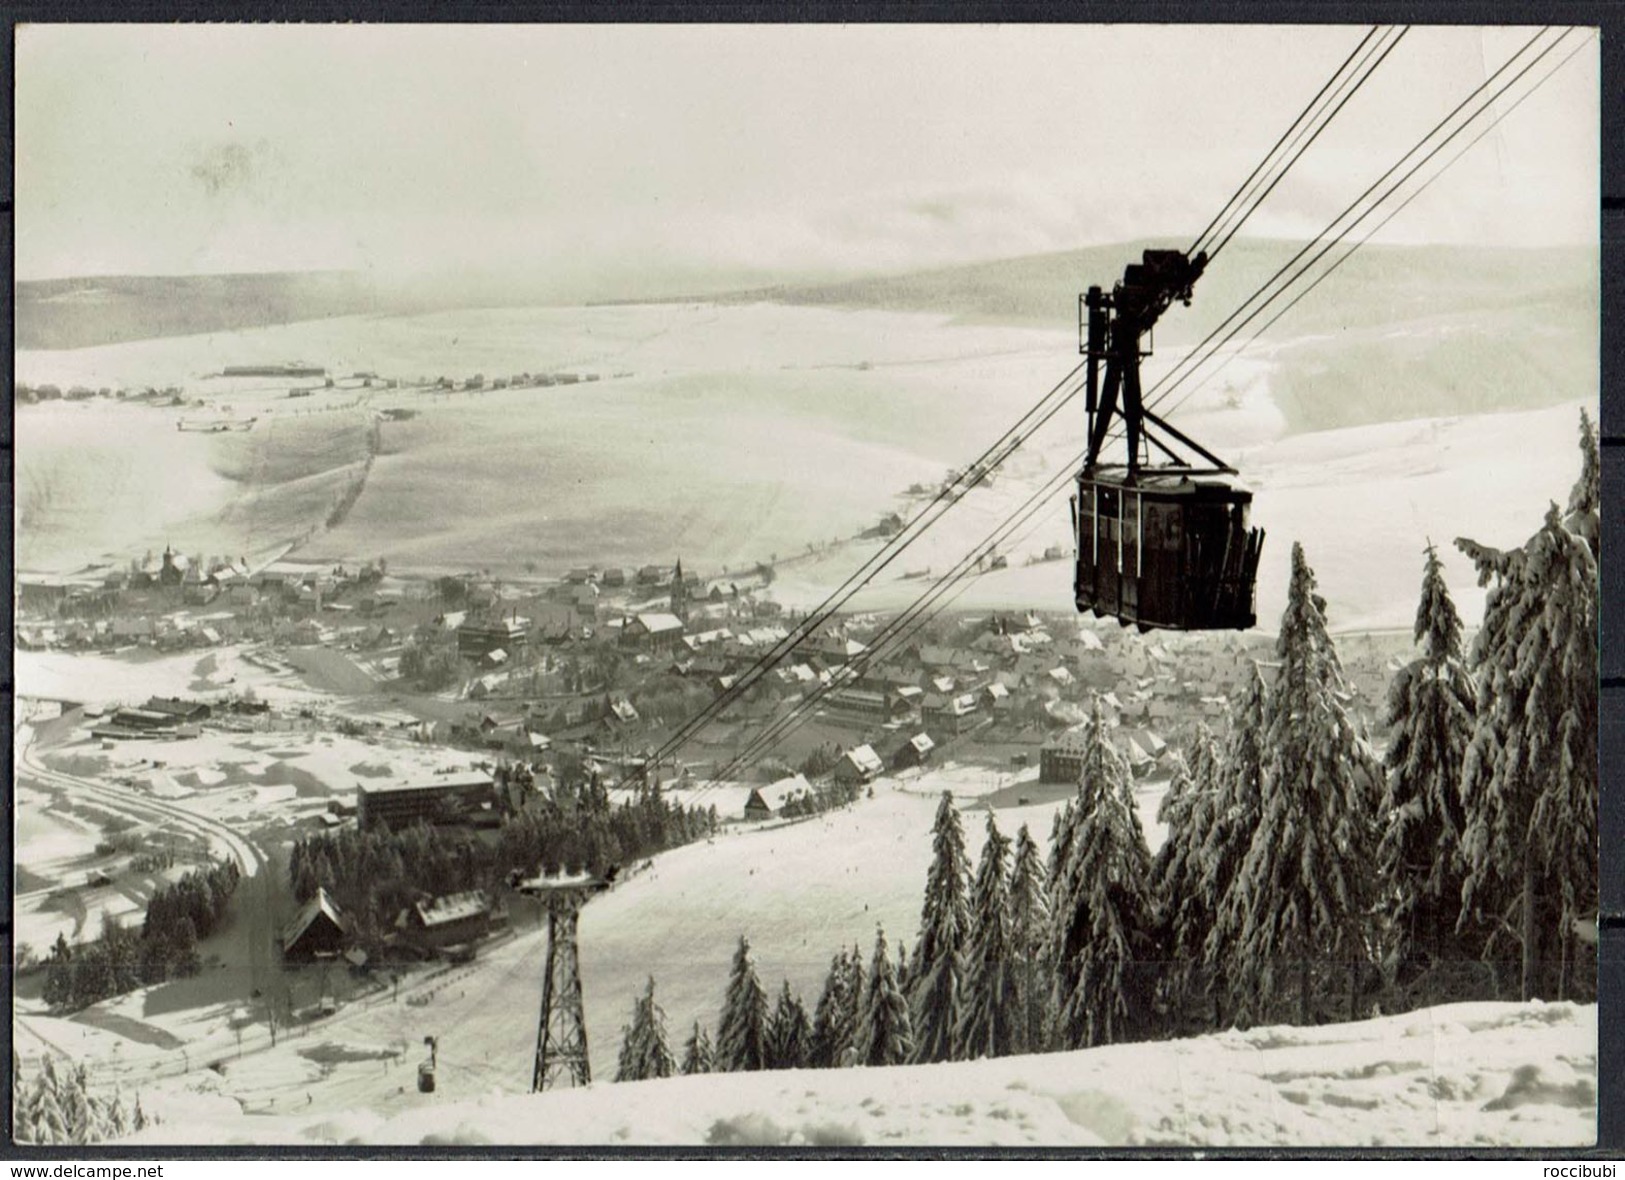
[
  {"xmin": 533, "ymin": 898, "xmax": 590, "ymax": 1091},
  {"xmin": 517, "ymin": 870, "xmax": 614, "ymax": 1092}
]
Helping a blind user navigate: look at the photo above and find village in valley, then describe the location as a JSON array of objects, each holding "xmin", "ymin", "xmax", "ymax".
[{"xmin": 13, "ymin": 497, "xmax": 1420, "ymax": 1102}]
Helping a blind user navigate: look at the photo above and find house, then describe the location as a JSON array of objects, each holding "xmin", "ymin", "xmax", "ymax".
[
  {"xmin": 854, "ymin": 663, "xmax": 918, "ymax": 695},
  {"xmin": 142, "ymin": 697, "xmax": 212, "ymax": 724},
  {"xmin": 281, "ymin": 887, "xmax": 350, "ymax": 961},
  {"xmin": 110, "ymin": 617, "xmax": 156, "ymax": 643},
  {"xmin": 824, "ymin": 687, "xmax": 893, "ymax": 721},
  {"xmin": 683, "ymin": 653, "xmax": 733, "ymax": 679},
  {"xmin": 777, "ymin": 662, "xmax": 818, "ymax": 687},
  {"xmin": 743, "ymin": 773, "xmax": 813, "ymax": 821},
  {"xmin": 983, "ymin": 682, "xmax": 1013, "ymax": 713},
  {"xmin": 1040, "ymin": 724, "xmax": 1096, "ymax": 784},
  {"xmin": 1121, "ymin": 734, "xmax": 1155, "ymax": 775},
  {"xmin": 93, "ymin": 706, "xmax": 185, "ymax": 739},
  {"xmin": 805, "ymin": 635, "xmax": 868, "ymax": 667},
  {"xmin": 923, "ymin": 692, "xmax": 981, "ymax": 736},
  {"xmin": 973, "ymin": 631, "xmax": 1029, "ymax": 659},
  {"xmin": 891, "ymin": 685, "xmax": 924, "ymax": 716},
  {"xmin": 832, "ymin": 744, "xmax": 884, "ymax": 785},
  {"xmin": 357, "ymin": 772, "xmax": 500, "ymax": 831},
  {"xmin": 181, "ymin": 565, "xmax": 218, "ymax": 605},
  {"xmin": 398, "ymin": 890, "xmax": 494, "ymax": 953},
  {"xmin": 889, "ymin": 731, "xmax": 936, "ymax": 770},
  {"xmin": 683, "ymin": 627, "xmax": 735, "ymax": 651},
  {"xmin": 457, "ymin": 615, "xmax": 530, "ymax": 661},
  {"xmin": 622, "ymin": 612, "xmax": 686, "ymax": 653},
  {"xmin": 949, "ymin": 652, "xmax": 993, "ymax": 683},
  {"xmin": 1123, "ymin": 726, "xmax": 1169, "ymax": 763}
]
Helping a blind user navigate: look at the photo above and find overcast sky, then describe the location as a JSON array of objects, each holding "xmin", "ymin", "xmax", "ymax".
[{"xmin": 15, "ymin": 23, "xmax": 1599, "ymax": 283}]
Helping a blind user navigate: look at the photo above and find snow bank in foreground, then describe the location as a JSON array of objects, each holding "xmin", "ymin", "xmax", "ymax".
[{"xmin": 130, "ymin": 999, "xmax": 1594, "ymax": 1148}]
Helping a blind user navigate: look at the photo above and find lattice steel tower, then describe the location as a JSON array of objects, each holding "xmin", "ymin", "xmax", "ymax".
[{"xmin": 518, "ymin": 871, "xmax": 613, "ymax": 1091}]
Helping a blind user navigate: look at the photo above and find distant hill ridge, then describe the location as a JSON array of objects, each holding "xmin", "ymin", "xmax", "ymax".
[
  {"xmin": 16, "ymin": 238, "xmax": 1594, "ymax": 350},
  {"xmin": 720, "ymin": 238, "xmax": 1597, "ymax": 341},
  {"xmin": 14, "ymin": 271, "xmax": 393, "ymax": 351}
]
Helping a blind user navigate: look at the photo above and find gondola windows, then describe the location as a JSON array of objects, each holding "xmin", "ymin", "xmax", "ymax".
[
  {"xmin": 1115, "ymin": 490, "xmax": 1124, "ymax": 574},
  {"xmin": 1122, "ymin": 490, "xmax": 1140, "ymax": 578},
  {"xmin": 1078, "ymin": 489, "xmax": 1096, "ymax": 568},
  {"xmin": 1074, "ymin": 476, "xmax": 1261, "ymax": 631},
  {"xmin": 1091, "ymin": 484, "xmax": 1099, "ymax": 565}
]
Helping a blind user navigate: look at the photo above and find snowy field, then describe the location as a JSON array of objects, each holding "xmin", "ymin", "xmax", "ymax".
[
  {"xmin": 48, "ymin": 763, "xmax": 1172, "ymax": 1142},
  {"xmin": 15, "ymin": 645, "xmax": 325, "ymax": 711},
  {"xmin": 123, "ymin": 1000, "xmax": 1596, "ymax": 1147},
  {"xmin": 15, "ymin": 304, "xmax": 1067, "ymax": 579},
  {"xmin": 16, "ymin": 300, "xmax": 1595, "ymax": 636},
  {"xmin": 769, "ymin": 393, "xmax": 1593, "ymax": 635}
]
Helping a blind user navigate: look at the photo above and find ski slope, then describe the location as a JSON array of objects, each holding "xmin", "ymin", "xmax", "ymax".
[
  {"xmin": 87, "ymin": 765, "xmax": 1172, "ymax": 1132},
  {"xmin": 127, "ymin": 999, "xmax": 1596, "ymax": 1147}
]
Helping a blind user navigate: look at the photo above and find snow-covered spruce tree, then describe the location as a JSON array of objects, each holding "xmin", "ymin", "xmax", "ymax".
[
  {"xmin": 680, "ymin": 1022, "xmax": 714, "ymax": 1075},
  {"xmin": 908, "ymin": 791, "xmax": 970, "ymax": 1063},
  {"xmin": 43, "ymin": 933, "xmax": 73, "ymax": 1009},
  {"xmin": 858, "ymin": 927, "xmax": 914, "ymax": 1067},
  {"xmin": 1053, "ymin": 698, "xmax": 1157, "ymax": 1048},
  {"xmin": 1152, "ymin": 725, "xmax": 1223, "ymax": 1033},
  {"xmin": 841, "ymin": 944, "xmax": 867, "ymax": 1064},
  {"xmin": 809, "ymin": 949, "xmax": 858, "ymax": 1068},
  {"xmin": 1376, "ymin": 543, "xmax": 1476, "ymax": 987},
  {"xmin": 766, "ymin": 980, "xmax": 812, "ymax": 1070},
  {"xmin": 716, "ymin": 935, "xmax": 769, "ymax": 1072},
  {"xmin": 13, "ymin": 1055, "xmax": 139, "ymax": 1145},
  {"xmin": 957, "ymin": 813, "xmax": 1019, "ymax": 1060},
  {"xmin": 615, "ymin": 976, "xmax": 677, "ymax": 1082},
  {"xmin": 1455, "ymin": 411, "xmax": 1599, "ymax": 1002},
  {"xmin": 1221, "ymin": 543, "xmax": 1380, "ymax": 1026},
  {"xmin": 1200, "ymin": 661, "xmax": 1269, "ymax": 1024},
  {"xmin": 1006, "ymin": 822, "xmax": 1053, "ymax": 1054}
]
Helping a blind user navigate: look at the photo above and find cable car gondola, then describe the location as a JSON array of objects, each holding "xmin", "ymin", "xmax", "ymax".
[
  {"xmin": 1073, "ymin": 248, "xmax": 1263, "ymax": 631},
  {"xmin": 417, "ymin": 1035, "xmax": 438, "ymax": 1093}
]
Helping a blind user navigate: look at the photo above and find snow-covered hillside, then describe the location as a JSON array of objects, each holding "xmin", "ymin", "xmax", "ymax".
[{"xmin": 128, "ymin": 999, "xmax": 1595, "ymax": 1147}]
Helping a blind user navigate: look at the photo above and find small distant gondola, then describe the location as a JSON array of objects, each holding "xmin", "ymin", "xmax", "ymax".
[
  {"xmin": 1073, "ymin": 249, "xmax": 1263, "ymax": 631},
  {"xmin": 418, "ymin": 1035, "xmax": 438, "ymax": 1093}
]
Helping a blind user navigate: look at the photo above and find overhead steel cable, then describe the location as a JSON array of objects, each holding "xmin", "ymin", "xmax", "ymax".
[
  {"xmin": 643, "ymin": 34, "xmax": 1395, "ymax": 778},
  {"xmin": 695, "ymin": 27, "xmax": 1586, "ymax": 784},
  {"xmin": 1152, "ymin": 27, "xmax": 1595, "ymax": 428},
  {"xmin": 1133, "ymin": 25, "xmax": 1562, "ymax": 429},
  {"xmin": 640, "ymin": 30, "xmax": 1430, "ymax": 780},
  {"xmin": 1204, "ymin": 26, "xmax": 1411, "ymax": 261},
  {"xmin": 1139, "ymin": 25, "xmax": 1571, "ymax": 429},
  {"xmin": 1193, "ymin": 26, "xmax": 1405, "ymax": 262},
  {"xmin": 1188, "ymin": 26, "xmax": 1381, "ymax": 259},
  {"xmin": 706, "ymin": 459, "xmax": 1080, "ymax": 787},
  {"xmin": 640, "ymin": 360, "xmax": 1088, "ymax": 773}
]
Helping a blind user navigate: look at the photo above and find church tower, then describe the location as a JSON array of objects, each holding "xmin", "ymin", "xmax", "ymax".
[{"xmin": 670, "ymin": 557, "xmax": 688, "ymax": 621}]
